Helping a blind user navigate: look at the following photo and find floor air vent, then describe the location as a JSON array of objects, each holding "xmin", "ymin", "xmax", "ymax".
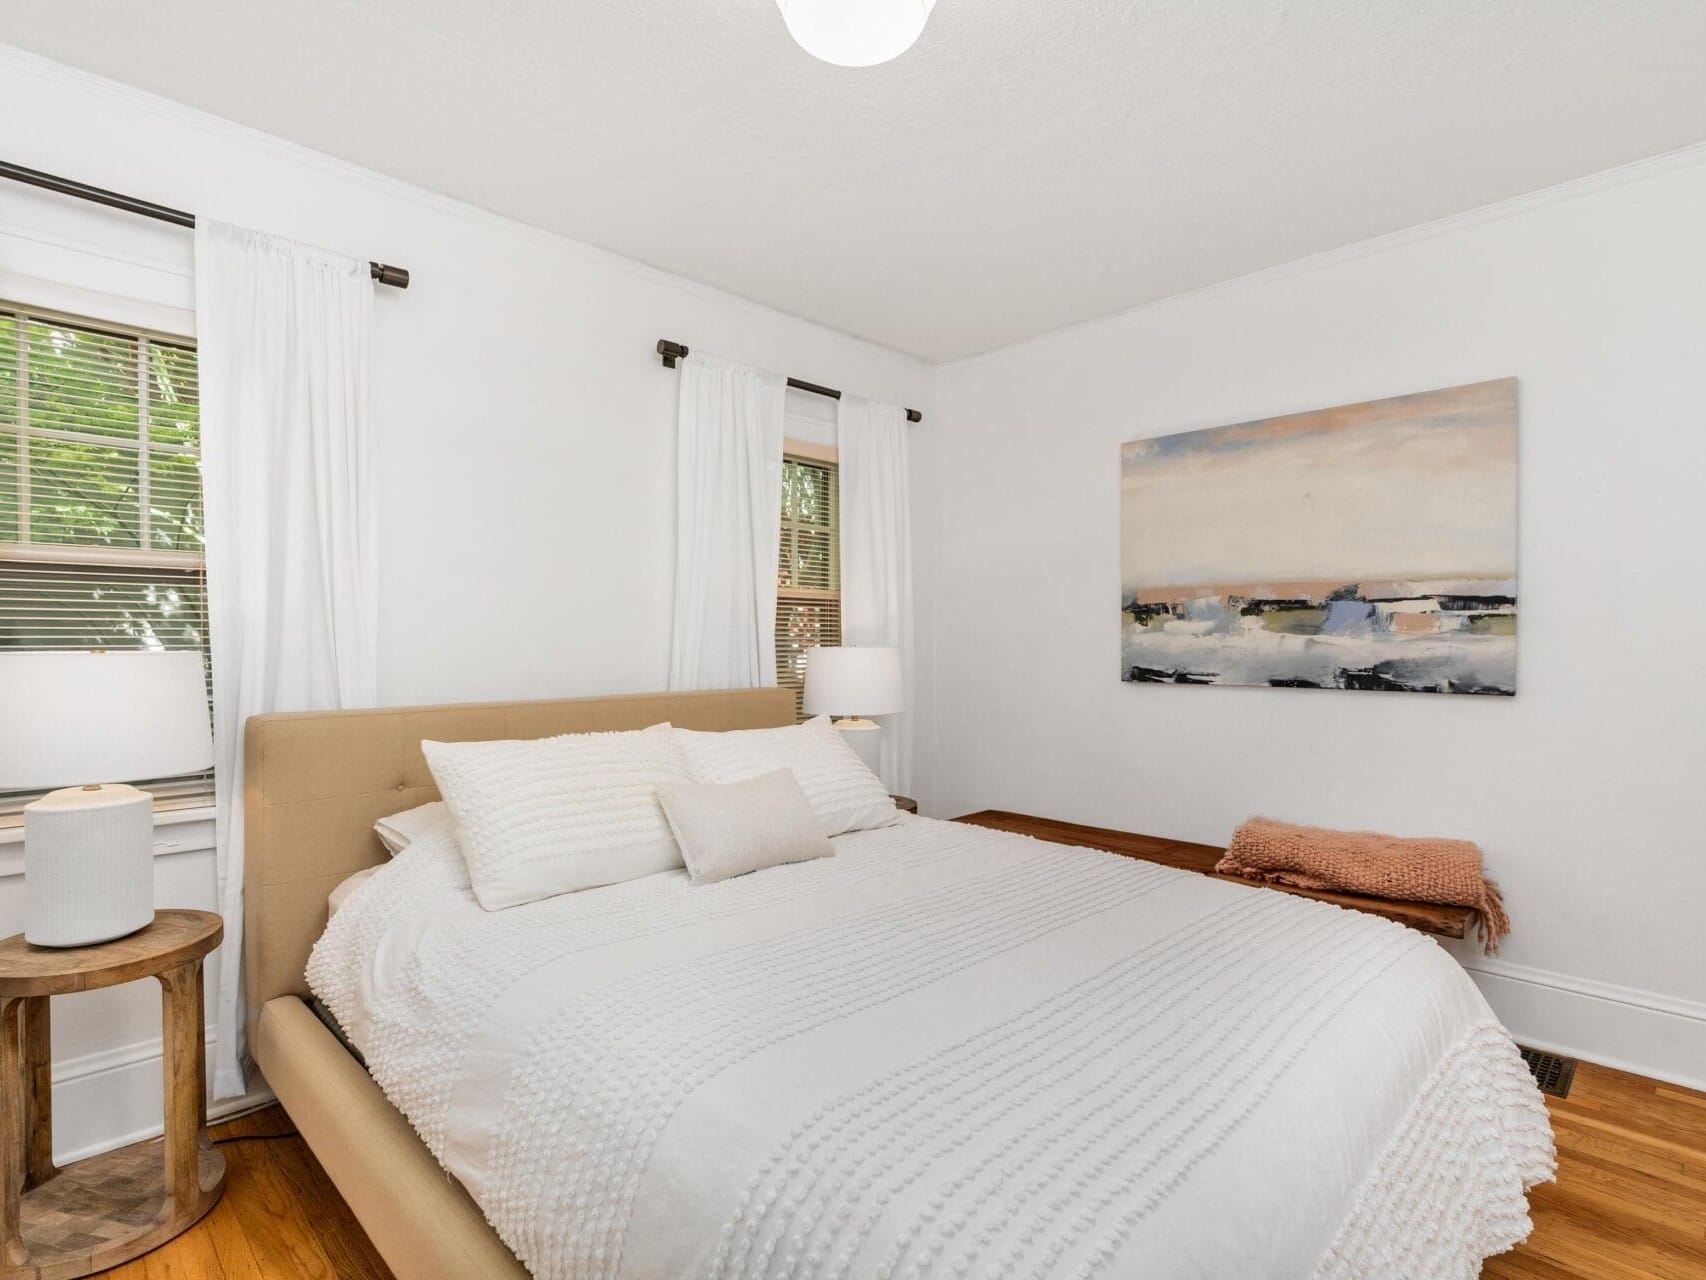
[{"xmin": 1518, "ymin": 1046, "xmax": 1577, "ymax": 1098}]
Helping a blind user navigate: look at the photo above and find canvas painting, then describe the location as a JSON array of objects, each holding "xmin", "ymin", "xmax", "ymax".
[{"xmin": 1120, "ymin": 378, "xmax": 1517, "ymax": 695}]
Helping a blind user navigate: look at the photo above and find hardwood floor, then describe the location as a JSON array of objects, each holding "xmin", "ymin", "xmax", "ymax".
[
  {"xmin": 1485, "ymin": 1060, "xmax": 1706, "ymax": 1280},
  {"xmin": 104, "ymin": 1060, "xmax": 1706, "ymax": 1279},
  {"xmin": 103, "ymin": 1105, "xmax": 390, "ymax": 1280}
]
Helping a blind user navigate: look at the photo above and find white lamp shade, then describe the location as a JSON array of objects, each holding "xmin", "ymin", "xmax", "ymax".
[
  {"xmin": 0, "ymin": 650, "xmax": 213, "ymax": 790},
  {"xmin": 775, "ymin": 0, "xmax": 937, "ymax": 67},
  {"xmin": 803, "ymin": 646, "xmax": 904, "ymax": 717}
]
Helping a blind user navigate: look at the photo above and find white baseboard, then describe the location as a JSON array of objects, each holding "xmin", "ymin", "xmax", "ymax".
[
  {"xmin": 49, "ymin": 1032, "xmax": 273, "ymax": 1165},
  {"xmin": 1462, "ymin": 958, "xmax": 1706, "ymax": 1093}
]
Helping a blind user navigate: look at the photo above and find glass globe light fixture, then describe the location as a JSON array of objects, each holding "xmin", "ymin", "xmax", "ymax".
[{"xmin": 775, "ymin": 0, "xmax": 938, "ymax": 68}]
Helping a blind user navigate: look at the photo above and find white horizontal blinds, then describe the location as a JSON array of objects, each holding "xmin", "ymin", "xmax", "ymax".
[
  {"xmin": 0, "ymin": 302, "xmax": 211, "ymax": 819},
  {"xmin": 776, "ymin": 451, "xmax": 841, "ymax": 722}
]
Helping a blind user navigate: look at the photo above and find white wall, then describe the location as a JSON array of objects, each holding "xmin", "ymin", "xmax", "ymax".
[
  {"xmin": 0, "ymin": 44, "xmax": 932, "ymax": 1157},
  {"xmin": 921, "ymin": 147, "xmax": 1706, "ymax": 1089}
]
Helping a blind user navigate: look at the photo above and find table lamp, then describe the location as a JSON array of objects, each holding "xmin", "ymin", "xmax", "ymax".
[
  {"xmin": 0, "ymin": 651, "xmax": 214, "ymax": 947},
  {"xmin": 803, "ymin": 645, "xmax": 903, "ymax": 775}
]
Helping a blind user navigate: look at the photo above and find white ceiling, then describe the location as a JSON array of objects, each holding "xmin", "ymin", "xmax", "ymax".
[{"xmin": 8, "ymin": 2, "xmax": 1706, "ymax": 361}]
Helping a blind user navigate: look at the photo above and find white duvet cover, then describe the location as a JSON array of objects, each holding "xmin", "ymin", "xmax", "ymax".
[{"xmin": 307, "ymin": 815, "xmax": 1553, "ymax": 1280}]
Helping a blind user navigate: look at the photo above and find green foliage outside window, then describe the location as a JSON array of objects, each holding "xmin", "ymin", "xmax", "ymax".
[
  {"xmin": 0, "ymin": 307, "xmax": 205, "ymax": 655},
  {"xmin": 776, "ymin": 455, "xmax": 841, "ymax": 721},
  {"xmin": 779, "ymin": 457, "xmax": 837, "ymax": 593}
]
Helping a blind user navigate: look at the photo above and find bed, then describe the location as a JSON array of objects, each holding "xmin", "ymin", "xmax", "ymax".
[{"xmin": 244, "ymin": 689, "xmax": 1553, "ymax": 1280}]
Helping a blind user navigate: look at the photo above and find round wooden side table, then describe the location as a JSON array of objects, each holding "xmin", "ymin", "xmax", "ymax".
[{"xmin": 0, "ymin": 909, "xmax": 226, "ymax": 1280}]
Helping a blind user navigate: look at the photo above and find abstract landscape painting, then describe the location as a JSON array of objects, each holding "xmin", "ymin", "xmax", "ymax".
[{"xmin": 1121, "ymin": 378, "xmax": 1517, "ymax": 695}]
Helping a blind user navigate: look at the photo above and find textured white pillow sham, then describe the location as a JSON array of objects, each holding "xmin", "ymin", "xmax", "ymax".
[
  {"xmin": 673, "ymin": 715, "xmax": 897, "ymax": 837},
  {"xmin": 421, "ymin": 723, "xmax": 693, "ymax": 910},
  {"xmin": 374, "ymin": 800, "xmax": 451, "ymax": 855},
  {"xmin": 657, "ymin": 769, "xmax": 835, "ymax": 884}
]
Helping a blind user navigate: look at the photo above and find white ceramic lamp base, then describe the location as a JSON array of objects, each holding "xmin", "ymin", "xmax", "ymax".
[
  {"xmin": 24, "ymin": 783, "xmax": 155, "ymax": 947},
  {"xmin": 833, "ymin": 717, "xmax": 883, "ymax": 777}
]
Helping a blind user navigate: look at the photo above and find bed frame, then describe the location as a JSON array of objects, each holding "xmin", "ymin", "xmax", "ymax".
[{"xmin": 243, "ymin": 688, "xmax": 796, "ymax": 1280}]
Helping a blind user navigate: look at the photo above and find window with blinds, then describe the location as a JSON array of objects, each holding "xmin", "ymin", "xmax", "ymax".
[
  {"xmin": 776, "ymin": 450, "xmax": 841, "ymax": 722},
  {"xmin": 0, "ymin": 302, "xmax": 212, "ymax": 820}
]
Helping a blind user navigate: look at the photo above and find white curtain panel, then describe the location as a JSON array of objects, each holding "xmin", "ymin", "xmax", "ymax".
[
  {"xmin": 838, "ymin": 396, "xmax": 915, "ymax": 792},
  {"xmin": 669, "ymin": 354, "xmax": 787, "ymax": 690},
  {"xmin": 196, "ymin": 220, "xmax": 378, "ymax": 1099}
]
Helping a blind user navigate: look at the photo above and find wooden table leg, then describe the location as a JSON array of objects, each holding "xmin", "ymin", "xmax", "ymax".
[
  {"xmin": 157, "ymin": 961, "xmax": 207, "ymax": 1215},
  {"xmin": 1, "ymin": 995, "xmax": 27, "ymax": 1269},
  {"xmin": 21, "ymin": 996, "xmax": 57, "ymax": 1191}
]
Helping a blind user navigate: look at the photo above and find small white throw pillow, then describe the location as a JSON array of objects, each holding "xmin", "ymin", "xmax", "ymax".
[
  {"xmin": 374, "ymin": 800, "xmax": 451, "ymax": 855},
  {"xmin": 674, "ymin": 716, "xmax": 897, "ymax": 837},
  {"xmin": 657, "ymin": 770, "xmax": 834, "ymax": 884},
  {"xmin": 421, "ymin": 723, "xmax": 693, "ymax": 910}
]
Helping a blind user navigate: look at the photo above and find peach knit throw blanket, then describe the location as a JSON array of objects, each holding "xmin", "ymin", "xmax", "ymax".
[{"xmin": 1217, "ymin": 818, "xmax": 1510, "ymax": 953}]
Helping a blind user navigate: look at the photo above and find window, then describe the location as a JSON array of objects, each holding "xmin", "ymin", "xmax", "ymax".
[
  {"xmin": 0, "ymin": 302, "xmax": 211, "ymax": 820},
  {"xmin": 776, "ymin": 443, "xmax": 840, "ymax": 722}
]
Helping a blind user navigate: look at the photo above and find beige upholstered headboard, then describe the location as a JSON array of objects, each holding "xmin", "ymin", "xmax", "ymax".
[{"xmin": 242, "ymin": 688, "xmax": 795, "ymax": 1036}]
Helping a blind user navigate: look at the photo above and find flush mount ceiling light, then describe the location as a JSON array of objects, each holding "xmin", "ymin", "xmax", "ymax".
[{"xmin": 775, "ymin": 0, "xmax": 938, "ymax": 67}]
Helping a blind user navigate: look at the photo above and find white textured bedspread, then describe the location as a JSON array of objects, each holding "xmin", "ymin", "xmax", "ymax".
[{"xmin": 308, "ymin": 815, "xmax": 1553, "ymax": 1280}]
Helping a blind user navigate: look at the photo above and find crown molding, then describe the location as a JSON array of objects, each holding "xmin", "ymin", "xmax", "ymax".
[
  {"xmin": 7, "ymin": 40, "xmax": 1700, "ymax": 382},
  {"xmin": 946, "ymin": 133, "xmax": 1706, "ymax": 368}
]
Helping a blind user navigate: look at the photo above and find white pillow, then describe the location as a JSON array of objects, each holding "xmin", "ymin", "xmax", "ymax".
[
  {"xmin": 673, "ymin": 716, "xmax": 897, "ymax": 837},
  {"xmin": 421, "ymin": 723, "xmax": 693, "ymax": 911},
  {"xmin": 327, "ymin": 866, "xmax": 379, "ymax": 917},
  {"xmin": 657, "ymin": 770, "xmax": 834, "ymax": 884},
  {"xmin": 374, "ymin": 800, "xmax": 450, "ymax": 855}
]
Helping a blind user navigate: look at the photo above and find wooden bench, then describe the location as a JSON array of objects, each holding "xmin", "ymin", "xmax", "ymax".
[{"xmin": 953, "ymin": 810, "xmax": 1474, "ymax": 939}]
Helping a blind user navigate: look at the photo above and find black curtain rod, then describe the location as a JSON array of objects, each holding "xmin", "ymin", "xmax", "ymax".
[
  {"xmin": 656, "ymin": 340, "xmax": 921, "ymax": 423},
  {"xmin": 1, "ymin": 160, "xmax": 411, "ymax": 289}
]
